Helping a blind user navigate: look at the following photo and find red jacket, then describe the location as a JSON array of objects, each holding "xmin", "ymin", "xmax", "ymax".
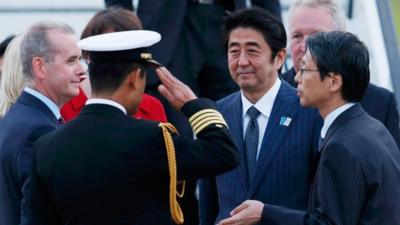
[{"xmin": 61, "ymin": 88, "xmax": 167, "ymax": 123}]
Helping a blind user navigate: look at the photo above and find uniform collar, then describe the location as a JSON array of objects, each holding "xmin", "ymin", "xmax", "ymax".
[{"xmin": 86, "ymin": 98, "xmax": 127, "ymax": 115}]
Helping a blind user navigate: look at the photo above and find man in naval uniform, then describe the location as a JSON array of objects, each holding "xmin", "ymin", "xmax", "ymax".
[{"xmin": 21, "ymin": 30, "xmax": 239, "ymax": 225}]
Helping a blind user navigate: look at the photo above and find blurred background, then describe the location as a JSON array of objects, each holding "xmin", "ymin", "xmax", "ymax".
[
  {"xmin": 392, "ymin": 0, "xmax": 400, "ymax": 41},
  {"xmin": 0, "ymin": 0, "xmax": 399, "ymax": 103}
]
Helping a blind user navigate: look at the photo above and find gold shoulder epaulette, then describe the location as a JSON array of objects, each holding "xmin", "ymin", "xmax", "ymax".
[
  {"xmin": 189, "ymin": 109, "xmax": 228, "ymax": 135},
  {"xmin": 158, "ymin": 122, "xmax": 185, "ymax": 224}
]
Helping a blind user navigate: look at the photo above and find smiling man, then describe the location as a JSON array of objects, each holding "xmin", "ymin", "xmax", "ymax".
[
  {"xmin": 199, "ymin": 7, "xmax": 322, "ymax": 225},
  {"xmin": 0, "ymin": 21, "xmax": 85, "ymax": 225}
]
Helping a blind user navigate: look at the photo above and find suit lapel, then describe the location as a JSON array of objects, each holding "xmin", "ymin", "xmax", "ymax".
[
  {"xmin": 17, "ymin": 91, "xmax": 60, "ymax": 126},
  {"xmin": 310, "ymin": 103, "xmax": 364, "ymax": 208},
  {"xmin": 319, "ymin": 103, "xmax": 364, "ymax": 151},
  {"xmin": 248, "ymin": 81, "xmax": 299, "ymax": 197},
  {"xmin": 220, "ymin": 93, "xmax": 249, "ymax": 190}
]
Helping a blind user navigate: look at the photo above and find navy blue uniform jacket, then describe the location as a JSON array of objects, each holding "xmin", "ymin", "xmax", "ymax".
[{"xmin": 22, "ymin": 99, "xmax": 239, "ymax": 225}]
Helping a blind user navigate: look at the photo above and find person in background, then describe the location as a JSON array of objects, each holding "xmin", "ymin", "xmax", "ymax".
[
  {"xmin": 0, "ymin": 21, "xmax": 85, "ymax": 225},
  {"xmin": 61, "ymin": 7, "xmax": 167, "ymax": 123},
  {"xmin": 0, "ymin": 35, "xmax": 15, "ymax": 77},
  {"xmin": 0, "ymin": 36, "xmax": 24, "ymax": 118},
  {"xmin": 219, "ymin": 31, "xmax": 400, "ymax": 225},
  {"xmin": 199, "ymin": 7, "xmax": 321, "ymax": 225},
  {"xmin": 280, "ymin": 0, "xmax": 400, "ymax": 147}
]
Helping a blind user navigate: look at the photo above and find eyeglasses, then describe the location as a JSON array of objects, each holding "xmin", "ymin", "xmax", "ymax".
[{"xmin": 299, "ymin": 68, "xmax": 320, "ymax": 77}]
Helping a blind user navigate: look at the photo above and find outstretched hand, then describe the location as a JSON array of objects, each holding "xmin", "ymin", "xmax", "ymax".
[
  {"xmin": 156, "ymin": 67, "xmax": 197, "ymax": 110},
  {"xmin": 218, "ymin": 200, "xmax": 264, "ymax": 225}
]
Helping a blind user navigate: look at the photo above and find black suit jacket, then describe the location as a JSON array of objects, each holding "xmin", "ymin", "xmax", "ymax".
[
  {"xmin": 0, "ymin": 91, "xmax": 60, "ymax": 225},
  {"xmin": 281, "ymin": 67, "xmax": 400, "ymax": 147},
  {"xmin": 262, "ymin": 104, "xmax": 400, "ymax": 225},
  {"xmin": 22, "ymin": 99, "xmax": 239, "ymax": 225}
]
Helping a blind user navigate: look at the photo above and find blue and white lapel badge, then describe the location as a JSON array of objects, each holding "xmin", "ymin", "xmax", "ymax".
[{"xmin": 279, "ymin": 116, "xmax": 292, "ymax": 127}]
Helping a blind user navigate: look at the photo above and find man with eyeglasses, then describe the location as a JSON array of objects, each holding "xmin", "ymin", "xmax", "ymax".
[
  {"xmin": 280, "ymin": 0, "xmax": 400, "ymax": 148},
  {"xmin": 219, "ymin": 30, "xmax": 400, "ymax": 225}
]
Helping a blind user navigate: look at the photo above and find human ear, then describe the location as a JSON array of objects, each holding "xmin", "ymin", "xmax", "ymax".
[
  {"xmin": 32, "ymin": 57, "xmax": 46, "ymax": 80},
  {"xmin": 329, "ymin": 72, "xmax": 342, "ymax": 92},
  {"xmin": 274, "ymin": 49, "xmax": 286, "ymax": 71},
  {"xmin": 126, "ymin": 68, "xmax": 146, "ymax": 90}
]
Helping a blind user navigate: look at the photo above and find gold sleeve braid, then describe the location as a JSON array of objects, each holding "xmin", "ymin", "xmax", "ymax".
[
  {"xmin": 189, "ymin": 109, "xmax": 228, "ymax": 135},
  {"xmin": 158, "ymin": 123, "xmax": 185, "ymax": 224}
]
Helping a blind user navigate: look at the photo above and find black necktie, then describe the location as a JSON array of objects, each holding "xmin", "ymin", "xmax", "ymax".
[{"xmin": 245, "ymin": 106, "xmax": 260, "ymax": 184}]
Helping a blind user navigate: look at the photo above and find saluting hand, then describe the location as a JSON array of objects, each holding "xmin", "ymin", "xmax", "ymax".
[{"xmin": 156, "ymin": 67, "xmax": 197, "ymax": 110}]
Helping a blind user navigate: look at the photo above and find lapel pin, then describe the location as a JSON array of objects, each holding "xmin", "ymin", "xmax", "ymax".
[{"xmin": 279, "ymin": 116, "xmax": 292, "ymax": 127}]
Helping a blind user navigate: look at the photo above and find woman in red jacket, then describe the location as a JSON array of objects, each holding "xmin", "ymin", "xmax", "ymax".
[{"xmin": 61, "ymin": 7, "xmax": 167, "ymax": 123}]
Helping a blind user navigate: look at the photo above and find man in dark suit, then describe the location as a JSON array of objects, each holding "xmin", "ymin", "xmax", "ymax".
[
  {"xmin": 0, "ymin": 22, "xmax": 85, "ymax": 225},
  {"xmin": 199, "ymin": 8, "xmax": 322, "ymax": 225},
  {"xmin": 219, "ymin": 31, "xmax": 400, "ymax": 225},
  {"xmin": 280, "ymin": 0, "xmax": 400, "ymax": 147},
  {"xmin": 134, "ymin": 2, "xmax": 282, "ymax": 224},
  {"xmin": 21, "ymin": 30, "xmax": 239, "ymax": 225}
]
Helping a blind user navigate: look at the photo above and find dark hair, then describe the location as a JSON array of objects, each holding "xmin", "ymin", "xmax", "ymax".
[
  {"xmin": 89, "ymin": 62, "xmax": 142, "ymax": 94},
  {"xmin": 82, "ymin": 6, "xmax": 145, "ymax": 94},
  {"xmin": 81, "ymin": 6, "xmax": 142, "ymax": 39},
  {"xmin": 0, "ymin": 35, "xmax": 15, "ymax": 57},
  {"xmin": 221, "ymin": 7, "xmax": 287, "ymax": 59},
  {"xmin": 306, "ymin": 31, "xmax": 370, "ymax": 102}
]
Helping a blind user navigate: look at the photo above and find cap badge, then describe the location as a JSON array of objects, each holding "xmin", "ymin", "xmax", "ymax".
[{"xmin": 140, "ymin": 53, "xmax": 152, "ymax": 60}]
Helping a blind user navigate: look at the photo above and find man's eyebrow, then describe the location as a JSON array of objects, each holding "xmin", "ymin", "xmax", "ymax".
[
  {"xmin": 228, "ymin": 42, "xmax": 239, "ymax": 48},
  {"xmin": 228, "ymin": 41, "xmax": 261, "ymax": 49},
  {"xmin": 245, "ymin": 41, "xmax": 261, "ymax": 48},
  {"xmin": 66, "ymin": 55, "xmax": 79, "ymax": 61}
]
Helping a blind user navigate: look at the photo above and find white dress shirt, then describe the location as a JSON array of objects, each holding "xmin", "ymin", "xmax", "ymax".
[
  {"xmin": 320, "ymin": 103, "xmax": 355, "ymax": 138},
  {"xmin": 241, "ymin": 78, "xmax": 281, "ymax": 159}
]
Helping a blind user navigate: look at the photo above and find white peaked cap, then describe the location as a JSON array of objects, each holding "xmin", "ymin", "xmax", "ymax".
[{"xmin": 78, "ymin": 30, "xmax": 162, "ymax": 67}]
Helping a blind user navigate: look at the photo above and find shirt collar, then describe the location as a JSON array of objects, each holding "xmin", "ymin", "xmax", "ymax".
[
  {"xmin": 24, "ymin": 87, "xmax": 61, "ymax": 119},
  {"xmin": 241, "ymin": 78, "xmax": 281, "ymax": 118},
  {"xmin": 321, "ymin": 102, "xmax": 356, "ymax": 138},
  {"xmin": 86, "ymin": 98, "xmax": 127, "ymax": 115}
]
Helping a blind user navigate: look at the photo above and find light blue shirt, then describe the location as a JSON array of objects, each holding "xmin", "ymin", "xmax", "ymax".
[
  {"xmin": 24, "ymin": 87, "xmax": 60, "ymax": 120},
  {"xmin": 241, "ymin": 78, "xmax": 281, "ymax": 159}
]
